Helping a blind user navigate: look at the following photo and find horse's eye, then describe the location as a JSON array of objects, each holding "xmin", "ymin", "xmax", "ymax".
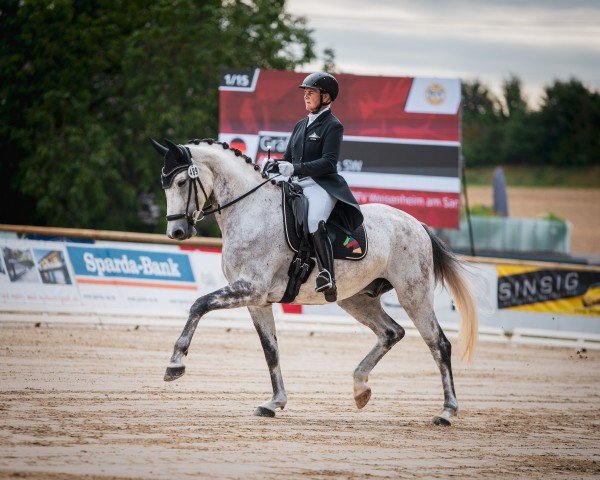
[{"xmin": 177, "ymin": 179, "xmax": 187, "ymax": 188}]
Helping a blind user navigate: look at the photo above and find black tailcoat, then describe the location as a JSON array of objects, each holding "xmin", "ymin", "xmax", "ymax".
[{"xmin": 282, "ymin": 109, "xmax": 364, "ymax": 232}]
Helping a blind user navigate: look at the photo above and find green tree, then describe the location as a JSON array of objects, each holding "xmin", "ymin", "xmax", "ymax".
[
  {"xmin": 497, "ymin": 76, "xmax": 540, "ymax": 165},
  {"xmin": 322, "ymin": 47, "xmax": 337, "ymax": 73},
  {"xmin": 461, "ymin": 76, "xmax": 599, "ymax": 169},
  {"xmin": 501, "ymin": 75, "xmax": 528, "ymax": 118},
  {"xmin": 461, "ymin": 80, "xmax": 502, "ymax": 167},
  {"xmin": 0, "ymin": 0, "xmax": 315, "ymax": 233},
  {"xmin": 1, "ymin": 0, "xmax": 150, "ymax": 229},
  {"xmin": 537, "ymin": 78, "xmax": 600, "ymax": 167}
]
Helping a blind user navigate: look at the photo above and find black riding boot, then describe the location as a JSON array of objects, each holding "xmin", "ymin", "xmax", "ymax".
[{"xmin": 312, "ymin": 220, "xmax": 337, "ymax": 302}]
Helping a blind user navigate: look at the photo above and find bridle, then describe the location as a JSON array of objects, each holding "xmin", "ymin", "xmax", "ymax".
[
  {"xmin": 163, "ymin": 146, "xmax": 279, "ymax": 229},
  {"xmin": 165, "ymin": 162, "xmax": 212, "ymax": 226}
]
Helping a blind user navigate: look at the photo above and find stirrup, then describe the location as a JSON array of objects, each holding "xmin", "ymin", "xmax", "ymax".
[{"xmin": 315, "ymin": 269, "xmax": 333, "ymax": 292}]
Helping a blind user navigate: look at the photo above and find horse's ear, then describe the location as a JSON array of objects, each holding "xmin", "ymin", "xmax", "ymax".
[
  {"xmin": 149, "ymin": 138, "xmax": 168, "ymax": 156},
  {"xmin": 164, "ymin": 139, "xmax": 179, "ymax": 152},
  {"xmin": 164, "ymin": 138, "xmax": 190, "ymax": 166}
]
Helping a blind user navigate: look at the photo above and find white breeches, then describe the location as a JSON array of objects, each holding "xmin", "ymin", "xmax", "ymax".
[{"xmin": 294, "ymin": 177, "xmax": 337, "ymax": 233}]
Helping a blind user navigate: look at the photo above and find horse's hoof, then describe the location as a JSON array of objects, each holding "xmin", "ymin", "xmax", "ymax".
[
  {"xmin": 433, "ymin": 415, "xmax": 452, "ymax": 426},
  {"xmin": 254, "ymin": 406, "xmax": 276, "ymax": 417},
  {"xmin": 164, "ymin": 364, "xmax": 186, "ymax": 382},
  {"xmin": 354, "ymin": 387, "xmax": 372, "ymax": 409}
]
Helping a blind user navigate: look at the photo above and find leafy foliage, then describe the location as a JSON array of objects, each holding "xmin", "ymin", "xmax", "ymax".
[
  {"xmin": 0, "ymin": 0, "xmax": 315, "ymax": 233},
  {"xmin": 462, "ymin": 77, "xmax": 599, "ymax": 169},
  {"xmin": 1, "ymin": 1, "xmax": 597, "ymax": 234},
  {"xmin": 463, "ymin": 204, "xmax": 497, "ymax": 217},
  {"xmin": 322, "ymin": 48, "xmax": 337, "ymax": 73}
]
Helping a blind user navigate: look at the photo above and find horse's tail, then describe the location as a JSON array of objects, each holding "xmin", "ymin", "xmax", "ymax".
[{"xmin": 423, "ymin": 224, "xmax": 478, "ymax": 364}]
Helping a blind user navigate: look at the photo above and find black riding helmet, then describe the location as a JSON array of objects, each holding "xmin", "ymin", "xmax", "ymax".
[{"xmin": 299, "ymin": 72, "xmax": 339, "ymax": 108}]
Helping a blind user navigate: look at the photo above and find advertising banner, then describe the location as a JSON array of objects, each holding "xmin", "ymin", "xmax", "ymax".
[
  {"xmin": 66, "ymin": 245, "xmax": 198, "ymax": 310},
  {"xmin": 0, "ymin": 238, "xmax": 223, "ymax": 313},
  {"xmin": 219, "ymin": 69, "xmax": 461, "ymax": 228},
  {"xmin": 497, "ymin": 265, "xmax": 600, "ymax": 316},
  {"xmin": 1, "ymin": 241, "xmax": 80, "ymax": 306},
  {"xmin": 67, "ymin": 245, "xmax": 195, "ymax": 287},
  {"xmin": 3, "ymin": 236, "xmax": 600, "ymax": 333}
]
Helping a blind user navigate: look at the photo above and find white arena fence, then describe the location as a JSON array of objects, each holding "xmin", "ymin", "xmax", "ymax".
[{"xmin": 1, "ymin": 224, "xmax": 599, "ymax": 351}]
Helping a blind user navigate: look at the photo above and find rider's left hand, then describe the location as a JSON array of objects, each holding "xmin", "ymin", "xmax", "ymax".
[
  {"xmin": 278, "ymin": 161, "xmax": 294, "ymax": 177},
  {"xmin": 262, "ymin": 160, "xmax": 277, "ymax": 174}
]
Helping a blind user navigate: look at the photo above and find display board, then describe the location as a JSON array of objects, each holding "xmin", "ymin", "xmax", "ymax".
[
  {"xmin": 219, "ymin": 69, "xmax": 462, "ymax": 228},
  {"xmin": 2, "ymin": 236, "xmax": 600, "ymax": 338},
  {"xmin": 0, "ymin": 239, "xmax": 220, "ymax": 312},
  {"xmin": 497, "ymin": 264, "xmax": 600, "ymax": 316}
]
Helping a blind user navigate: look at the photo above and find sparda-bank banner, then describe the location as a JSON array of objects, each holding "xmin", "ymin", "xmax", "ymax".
[
  {"xmin": 67, "ymin": 246, "xmax": 195, "ymax": 286},
  {"xmin": 219, "ymin": 69, "xmax": 461, "ymax": 228},
  {"xmin": 0, "ymin": 239, "xmax": 206, "ymax": 312}
]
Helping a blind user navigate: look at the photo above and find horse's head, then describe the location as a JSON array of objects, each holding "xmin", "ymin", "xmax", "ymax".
[{"xmin": 150, "ymin": 138, "xmax": 213, "ymax": 240}]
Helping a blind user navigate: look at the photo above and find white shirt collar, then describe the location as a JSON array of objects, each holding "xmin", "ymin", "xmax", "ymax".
[{"xmin": 307, "ymin": 105, "xmax": 330, "ymax": 126}]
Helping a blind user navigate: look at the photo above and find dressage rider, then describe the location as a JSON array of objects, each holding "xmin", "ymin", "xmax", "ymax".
[{"xmin": 274, "ymin": 72, "xmax": 363, "ymax": 302}]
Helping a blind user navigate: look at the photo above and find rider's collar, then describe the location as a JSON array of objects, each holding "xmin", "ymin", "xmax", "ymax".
[
  {"xmin": 161, "ymin": 144, "xmax": 193, "ymax": 188},
  {"xmin": 307, "ymin": 105, "xmax": 330, "ymax": 125}
]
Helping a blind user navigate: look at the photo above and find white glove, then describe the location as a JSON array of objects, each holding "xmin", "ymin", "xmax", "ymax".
[
  {"xmin": 278, "ymin": 161, "xmax": 295, "ymax": 177},
  {"xmin": 261, "ymin": 160, "xmax": 275, "ymax": 175}
]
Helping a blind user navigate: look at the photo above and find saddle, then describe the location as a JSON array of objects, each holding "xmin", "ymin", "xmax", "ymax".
[{"xmin": 279, "ymin": 181, "xmax": 368, "ymax": 303}]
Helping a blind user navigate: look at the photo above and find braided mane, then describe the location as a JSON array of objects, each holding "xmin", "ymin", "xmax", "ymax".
[{"xmin": 187, "ymin": 138, "xmax": 269, "ymax": 180}]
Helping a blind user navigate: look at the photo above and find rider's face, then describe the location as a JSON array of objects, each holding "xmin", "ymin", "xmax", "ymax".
[{"xmin": 303, "ymin": 87, "xmax": 320, "ymax": 111}]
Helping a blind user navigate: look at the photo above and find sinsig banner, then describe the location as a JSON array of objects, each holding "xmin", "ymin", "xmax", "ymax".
[{"xmin": 497, "ymin": 265, "xmax": 600, "ymax": 316}]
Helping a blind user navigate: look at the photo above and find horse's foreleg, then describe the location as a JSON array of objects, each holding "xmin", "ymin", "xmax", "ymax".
[
  {"xmin": 164, "ymin": 279, "xmax": 256, "ymax": 381},
  {"xmin": 338, "ymin": 294, "xmax": 405, "ymax": 410},
  {"xmin": 248, "ymin": 306, "xmax": 287, "ymax": 417}
]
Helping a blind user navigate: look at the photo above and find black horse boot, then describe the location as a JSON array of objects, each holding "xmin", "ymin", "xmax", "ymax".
[{"xmin": 312, "ymin": 220, "xmax": 337, "ymax": 302}]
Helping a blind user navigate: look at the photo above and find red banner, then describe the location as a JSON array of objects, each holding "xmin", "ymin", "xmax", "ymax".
[{"xmin": 219, "ymin": 69, "xmax": 462, "ymax": 228}]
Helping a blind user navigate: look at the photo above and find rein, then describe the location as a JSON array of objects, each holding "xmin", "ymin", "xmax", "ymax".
[{"xmin": 166, "ymin": 157, "xmax": 280, "ymax": 228}]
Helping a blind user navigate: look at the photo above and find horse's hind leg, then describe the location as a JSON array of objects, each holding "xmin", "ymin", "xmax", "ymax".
[
  {"xmin": 248, "ymin": 306, "xmax": 287, "ymax": 417},
  {"xmin": 398, "ymin": 292, "xmax": 458, "ymax": 426},
  {"xmin": 338, "ymin": 294, "xmax": 405, "ymax": 409}
]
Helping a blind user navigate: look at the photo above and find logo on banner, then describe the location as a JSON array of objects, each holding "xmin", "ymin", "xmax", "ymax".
[
  {"xmin": 404, "ymin": 77, "xmax": 460, "ymax": 114},
  {"xmin": 229, "ymin": 137, "xmax": 247, "ymax": 154},
  {"xmin": 219, "ymin": 68, "xmax": 260, "ymax": 92},
  {"xmin": 256, "ymin": 133, "xmax": 290, "ymax": 166},
  {"xmin": 67, "ymin": 246, "xmax": 196, "ymax": 287},
  {"xmin": 338, "ymin": 158, "xmax": 363, "ymax": 172},
  {"xmin": 224, "ymin": 74, "xmax": 250, "ymax": 87},
  {"xmin": 497, "ymin": 266, "xmax": 600, "ymax": 315},
  {"xmin": 425, "ymin": 82, "xmax": 446, "ymax": 105}
]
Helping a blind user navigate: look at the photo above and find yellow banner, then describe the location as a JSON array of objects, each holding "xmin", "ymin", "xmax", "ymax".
[{"xmin": 497, "ymin": 265, "xmax": 600, "ymax": 316}]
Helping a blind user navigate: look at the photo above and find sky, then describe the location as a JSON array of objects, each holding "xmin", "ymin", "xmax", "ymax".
[{"xmin": 286, "ymin": 0, "xmax": 600, "ymax": 105}]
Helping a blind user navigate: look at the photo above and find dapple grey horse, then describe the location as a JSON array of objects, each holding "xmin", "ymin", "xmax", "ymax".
[{"xmin": 151, "ymin": 138, "xmax": 478, "ymax": 426}]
